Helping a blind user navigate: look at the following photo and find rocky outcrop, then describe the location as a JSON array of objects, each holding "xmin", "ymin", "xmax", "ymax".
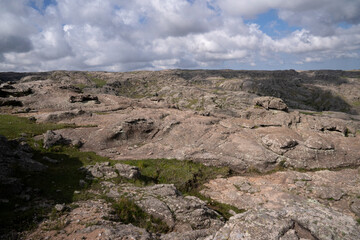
[
  {"xmin": 101, "ymin": 183, "xmax": 224, "ymax": 234},
  {"xmin": 202, "ymin": 168, "xmax": 360, "ymax": 214},
  {"xmin": 109, "ymin": 118, "xmax": 158, "ymax": 141},
  {"xmin": 254, "ymin": 96, "xmax": 288, "ymax": 111},
  {"xmin": 0, "ymin": 135, "xmax": 47, "ymax": 220},
  {"xmin": 0, "ymin": 135, "xmax": 46, "ymax": 179},
  {"xmin": 69, "ymin": 94, "xmax": 100, "ymax": 104},
  {"xmin": 115, "ymin": 163, "xmax": 140, "ymax": 179},
  {"xmin": 43, "ymin": 130, "xmax": 71, "ymax": 149},
  {"xmin": 1, "ymin": 70, "xmax": 360, "ymax": 239},
  {"xmin": 82, "ymin": 162, "xmax": 140, "ymax": 180},
  {"xmin": 52, "ymin": 106, "xmax": 360, "ymax": 172},
  {"xmin": 209, "ymin": 204, "xmax": 360, "ymax": 240},
  {"xmin": 202, "ymin": 168, "xmax": 360, "ymax": 239},
  {"xmin": 27, "ymin": 200, "xmax": 155, "ymax": 240},
  {"xmin": 36, "ymin": 109, "xmax": 86, "ymax": 123}
]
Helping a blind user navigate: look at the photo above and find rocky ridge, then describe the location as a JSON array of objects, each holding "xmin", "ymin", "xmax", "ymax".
[{"xmin": 1, "ymin": 69, "xmax": 360, "ymax": 239}]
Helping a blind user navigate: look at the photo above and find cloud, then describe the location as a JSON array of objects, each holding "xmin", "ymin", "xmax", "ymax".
[
  {"xmin": 0, "ymin": 0, "xmax": 359, "ymax": 71},
  {"xmin": 0, "ymin": 0, "xmax": 35, "ymax": 56}
]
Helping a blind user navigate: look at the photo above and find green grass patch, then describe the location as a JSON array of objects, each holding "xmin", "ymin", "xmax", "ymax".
[
  {"xmin": 92, "ymin": 78, "xmax": 106, "ymax": 88},
  {"xmin": 95, "ymin": 111, "xmax": 110, "ymax": 115},
  {"xmin": 107, "ymin": 196, "xmax": 169, "ymax": 233},
  {"xmin": 352, "ymin": 101, "xmax": 360, "ymax": 107},
  {"xmin": 0, "ymin": 114, "xmax": 78, "ymax": 139},
  {"xmin": 120, "ymin": 159, "xmax": 242, "ymax": 221},
  {"xmin": 122, "ymin": 159, "xmax": 230, "ymax": 193},
  {"xmin": 186, "ymin": 191, "xmax": 245, "ymax": 220},
  {"xmin": 74, "ymin": 83, "xmax": 87, "ymax": 91},
  {"xmin": 86, "ymin": 73, "xmax": 107, "ymax": 88},
  {"xmin": 185, "ymin": 98, "xmax": 199, "ymax": 109}
]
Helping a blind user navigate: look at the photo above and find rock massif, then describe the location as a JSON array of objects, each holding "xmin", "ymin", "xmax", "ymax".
[{"xmin": 1, "ymin": 69, "xmax": 360, "ymax": 239}]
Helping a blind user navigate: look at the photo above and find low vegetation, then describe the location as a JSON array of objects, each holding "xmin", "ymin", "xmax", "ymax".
[
  {"xmin": 86, "ymin": 73, "xmax": 107, "ymax": 88},
  {"xmin": 92, "ymin": 78, "xmax": 107, "ymax": 88},
  {"xmin": 0, "ymin": 114, "xmax": 78, "ymax": 139},
  {"xmin": 122, "ymin": 159, "xmax": 230, "ymax": 193},
  {"xmin": 107, "ymin": 196, "xmax": 169, "ymax": 233}
]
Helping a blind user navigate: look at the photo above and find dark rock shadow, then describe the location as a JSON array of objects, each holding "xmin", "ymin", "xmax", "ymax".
[
  {"xmin": 0, "ymin": 72, "xmax": 50, "ymax": 83},
  {"xmin": 0, "ymin": 135, "xmax": 89, "ymax": 239}
]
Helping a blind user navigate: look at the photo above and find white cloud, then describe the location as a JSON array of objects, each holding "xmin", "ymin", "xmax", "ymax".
[{"xmin": 0, "ymin": 0, "xmax": 359, "ymax": 71}]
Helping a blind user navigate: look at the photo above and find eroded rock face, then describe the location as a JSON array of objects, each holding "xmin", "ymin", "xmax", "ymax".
[
  {"xmin": 27, "ymin": 200, "xmax": 154, "ymax": 240},
  {"xmin": 53, "ymin": 106, "xmax": 360, "ymax": 172},
  {"xmin": 2, "ymin": 70, "xmax": 360, "ymax": 172},
  {"xmin": 202, "ymin": 168, "xmax": 360, "ymax": 214},
  {"xmin": 209, "ymin": 204, "xmax": 360, "ymax": 240},
  {"xmin": 202, "ymin": 168, "xmax": 360, "ymax": 239},
  {"xmin": 103, "ymin": 183, "xmax": 224, "ymax": 233}
]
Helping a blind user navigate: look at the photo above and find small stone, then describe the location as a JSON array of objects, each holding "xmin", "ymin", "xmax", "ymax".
[
  {"xmin": 71, "ymin": 139, "xmax": 83, "ymax": 148},
  {"xmin": 55, "ymin": 204, "xmax": 65, "ymax": 212}
]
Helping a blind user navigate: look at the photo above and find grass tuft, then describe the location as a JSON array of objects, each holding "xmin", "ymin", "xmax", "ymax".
[{"xmin": 107, "ymin": 197, "xmax": 169, "ymax": 233}]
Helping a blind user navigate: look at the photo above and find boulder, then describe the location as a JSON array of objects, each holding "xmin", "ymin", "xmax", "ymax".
[
  {"xmin": 254, "ymin": 96, "xmax": 288, "ymax": 111},
  {"xmin": 43, "ymin": 130, "xmax": 70, "ymax": 149},
  {"xmin": 83, "ymin": 162, "xmax": 118, "ymax": 180},
  {"xmin": 114, "ymin": 163, "xmax": 140, "ymax": 179}
]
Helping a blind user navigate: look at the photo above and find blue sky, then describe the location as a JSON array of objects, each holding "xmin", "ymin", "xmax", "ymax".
[
  {"xmin": 1, "ymin": 0, "xmax": 360, "ymax": 72},
  {"xmin": 246, "ymin": 9, "xmax": 301, "ymax": 38}
]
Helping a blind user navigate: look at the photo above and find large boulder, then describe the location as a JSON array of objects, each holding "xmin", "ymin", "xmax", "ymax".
[
  {"xmin": 254, "ymin": 96, "xmax": 288, "ymax": 112},
  {"xmin": 114, "ymin": 163, "xmax": 140, "ymax": 179},
  {"xmin": 43, "ymin": 130, "xmax": 70, "ymax": 149}
]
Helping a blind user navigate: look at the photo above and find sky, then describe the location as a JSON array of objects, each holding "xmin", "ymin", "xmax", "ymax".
[{"xmin": 0, "ymin": 0, "xmax": 360, "ymax": 72}]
